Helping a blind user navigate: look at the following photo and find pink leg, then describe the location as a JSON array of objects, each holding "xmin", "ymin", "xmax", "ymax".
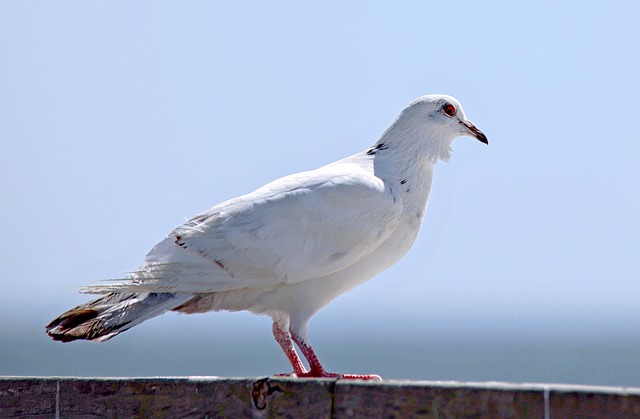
[
  {"xmin": 290, "ymin": 330, "xmax": 382, "ymax": 381},
  {"xmin": 272, "ymin": 322, "xmax": 307, "ymax": 376}
]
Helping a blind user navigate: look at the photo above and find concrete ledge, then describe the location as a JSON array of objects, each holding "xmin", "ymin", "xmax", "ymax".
[{"xmin": 2, "ymin": 377, "xmax": 640, "ymax": 418}]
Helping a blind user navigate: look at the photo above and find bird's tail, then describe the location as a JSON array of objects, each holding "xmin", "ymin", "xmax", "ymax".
[{"xmin": 45, "ymin": 292, "xmax": 192, "ymax": 342}]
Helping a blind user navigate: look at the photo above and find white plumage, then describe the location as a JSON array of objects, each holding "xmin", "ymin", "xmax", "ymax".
[{"xmin": 47, "ymin": 94, "xmax": 487, "ymax": 380}]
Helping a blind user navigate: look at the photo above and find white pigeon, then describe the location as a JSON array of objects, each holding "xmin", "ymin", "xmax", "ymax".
[{"xmin": 46, "ymin": 94, "xmax": 487, "ymax": 380}]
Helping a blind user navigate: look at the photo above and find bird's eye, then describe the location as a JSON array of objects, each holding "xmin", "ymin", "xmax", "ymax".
[{"xmin": 442, "ymin": 103, "xmax": 456, "ymax": 118}]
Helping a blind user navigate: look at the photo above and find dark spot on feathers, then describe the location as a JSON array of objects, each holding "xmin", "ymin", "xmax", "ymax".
[
  {"xmin": 366, "ymin": 143, "xmax": 389, "ymax": 155},
  {"xmin": 212, "ymin": 259, "xmax": 234, "ymax": 277},
  {"xmin": 174, "ymin": 234, "xmax": 234, "ymax": 277},
  {"xmin": 400, "ymin": 179, "xmax": 407, "ymax": 185}
]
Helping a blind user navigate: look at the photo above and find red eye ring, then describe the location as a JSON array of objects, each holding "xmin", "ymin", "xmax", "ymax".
[{"xmin": 442, "ymin": 103, "xmax": 456, "ymax": 118}]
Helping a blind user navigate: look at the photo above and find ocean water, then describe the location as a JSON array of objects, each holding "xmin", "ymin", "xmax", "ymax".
[{"xmin": 3, "ymin": 311, "xmax": 639, "ymax": 387}]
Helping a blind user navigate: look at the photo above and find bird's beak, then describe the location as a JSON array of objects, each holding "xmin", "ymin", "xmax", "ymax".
[{"xmin": 461, "ymin": 120, "xmax": 488, "ymax": 145}]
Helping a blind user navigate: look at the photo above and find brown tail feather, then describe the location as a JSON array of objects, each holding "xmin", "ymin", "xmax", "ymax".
[
  {"xmin": 46, "ymin": 292, "xmax": 192, "ymax": 342},
  {"xmin": 45, "ymin": 293, "xmax": 135, "ymax": 342},
  {"xmin": 46, "ymin": 308, "xmax": 100, "ymax": 342}
]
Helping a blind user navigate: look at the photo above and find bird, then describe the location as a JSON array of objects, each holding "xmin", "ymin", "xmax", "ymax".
[{"xmin": 46, "ymin": 94, "xmax": 487, "ymax": 380}]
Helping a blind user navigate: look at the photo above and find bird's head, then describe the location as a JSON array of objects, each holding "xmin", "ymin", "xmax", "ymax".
[{"xmin": 381, "ymin": 94, "xmax": 487, "ymax": 162}]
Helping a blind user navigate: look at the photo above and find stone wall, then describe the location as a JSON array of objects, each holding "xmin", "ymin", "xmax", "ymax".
[{"xmin": 2, "ymin": 377, "xmax": 640, "ymax": 418}]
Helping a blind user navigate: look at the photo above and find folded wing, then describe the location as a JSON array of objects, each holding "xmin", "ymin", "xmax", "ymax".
[{"xmin": 82, "ymin": 163, "xmax": 402, "ymax": 294}]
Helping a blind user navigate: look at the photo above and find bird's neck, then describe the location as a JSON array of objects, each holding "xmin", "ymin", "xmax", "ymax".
[
  {"xmin": 371, "ymin": 118, "xmax": 454, "ymax": 164},
  {"xmin": 368, "ymin": 142, "xmax": 436, "ymax": 225}
]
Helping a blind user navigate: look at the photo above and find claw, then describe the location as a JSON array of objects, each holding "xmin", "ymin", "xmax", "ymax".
[{"xmin": 274, "ymin": 371, "xmax": 382, "ymax": 381}]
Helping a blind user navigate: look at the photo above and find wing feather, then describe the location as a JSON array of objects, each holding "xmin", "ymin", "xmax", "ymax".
[{"xmin": 82, "ymin": 162, "xmax": 402, "ymax": 294}]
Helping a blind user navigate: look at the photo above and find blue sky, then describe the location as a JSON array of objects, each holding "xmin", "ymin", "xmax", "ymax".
[{"xmin": 1, "ymin": 2, "xmax": 639, "ymax": 382}]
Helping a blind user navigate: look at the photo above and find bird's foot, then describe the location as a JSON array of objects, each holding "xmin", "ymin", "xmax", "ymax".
[
  {"xmin": 272, "ymin": 372, "xmax": 297, "ymax": 377},
  {"xmin": 306, "ymin": 371, "xmax": 382, "ymax": 381},
  {"xmin": 274, "ymin": 370, "xmax": 382, "ymax": 381}
]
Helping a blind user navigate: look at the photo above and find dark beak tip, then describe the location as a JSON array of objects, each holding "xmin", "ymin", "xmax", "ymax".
[
  {"xmin": 461, "ymin": 120, "xmax": 488, "ymax": 145},
  {"xmin": 477, "ymin": 133, "xmax": 489, "ymax": 145}
]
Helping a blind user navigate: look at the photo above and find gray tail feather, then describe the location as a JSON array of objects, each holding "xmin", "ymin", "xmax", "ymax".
[{"xmin": 46, "ymin": 292, "xmax": 192, "ymax": 342}]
